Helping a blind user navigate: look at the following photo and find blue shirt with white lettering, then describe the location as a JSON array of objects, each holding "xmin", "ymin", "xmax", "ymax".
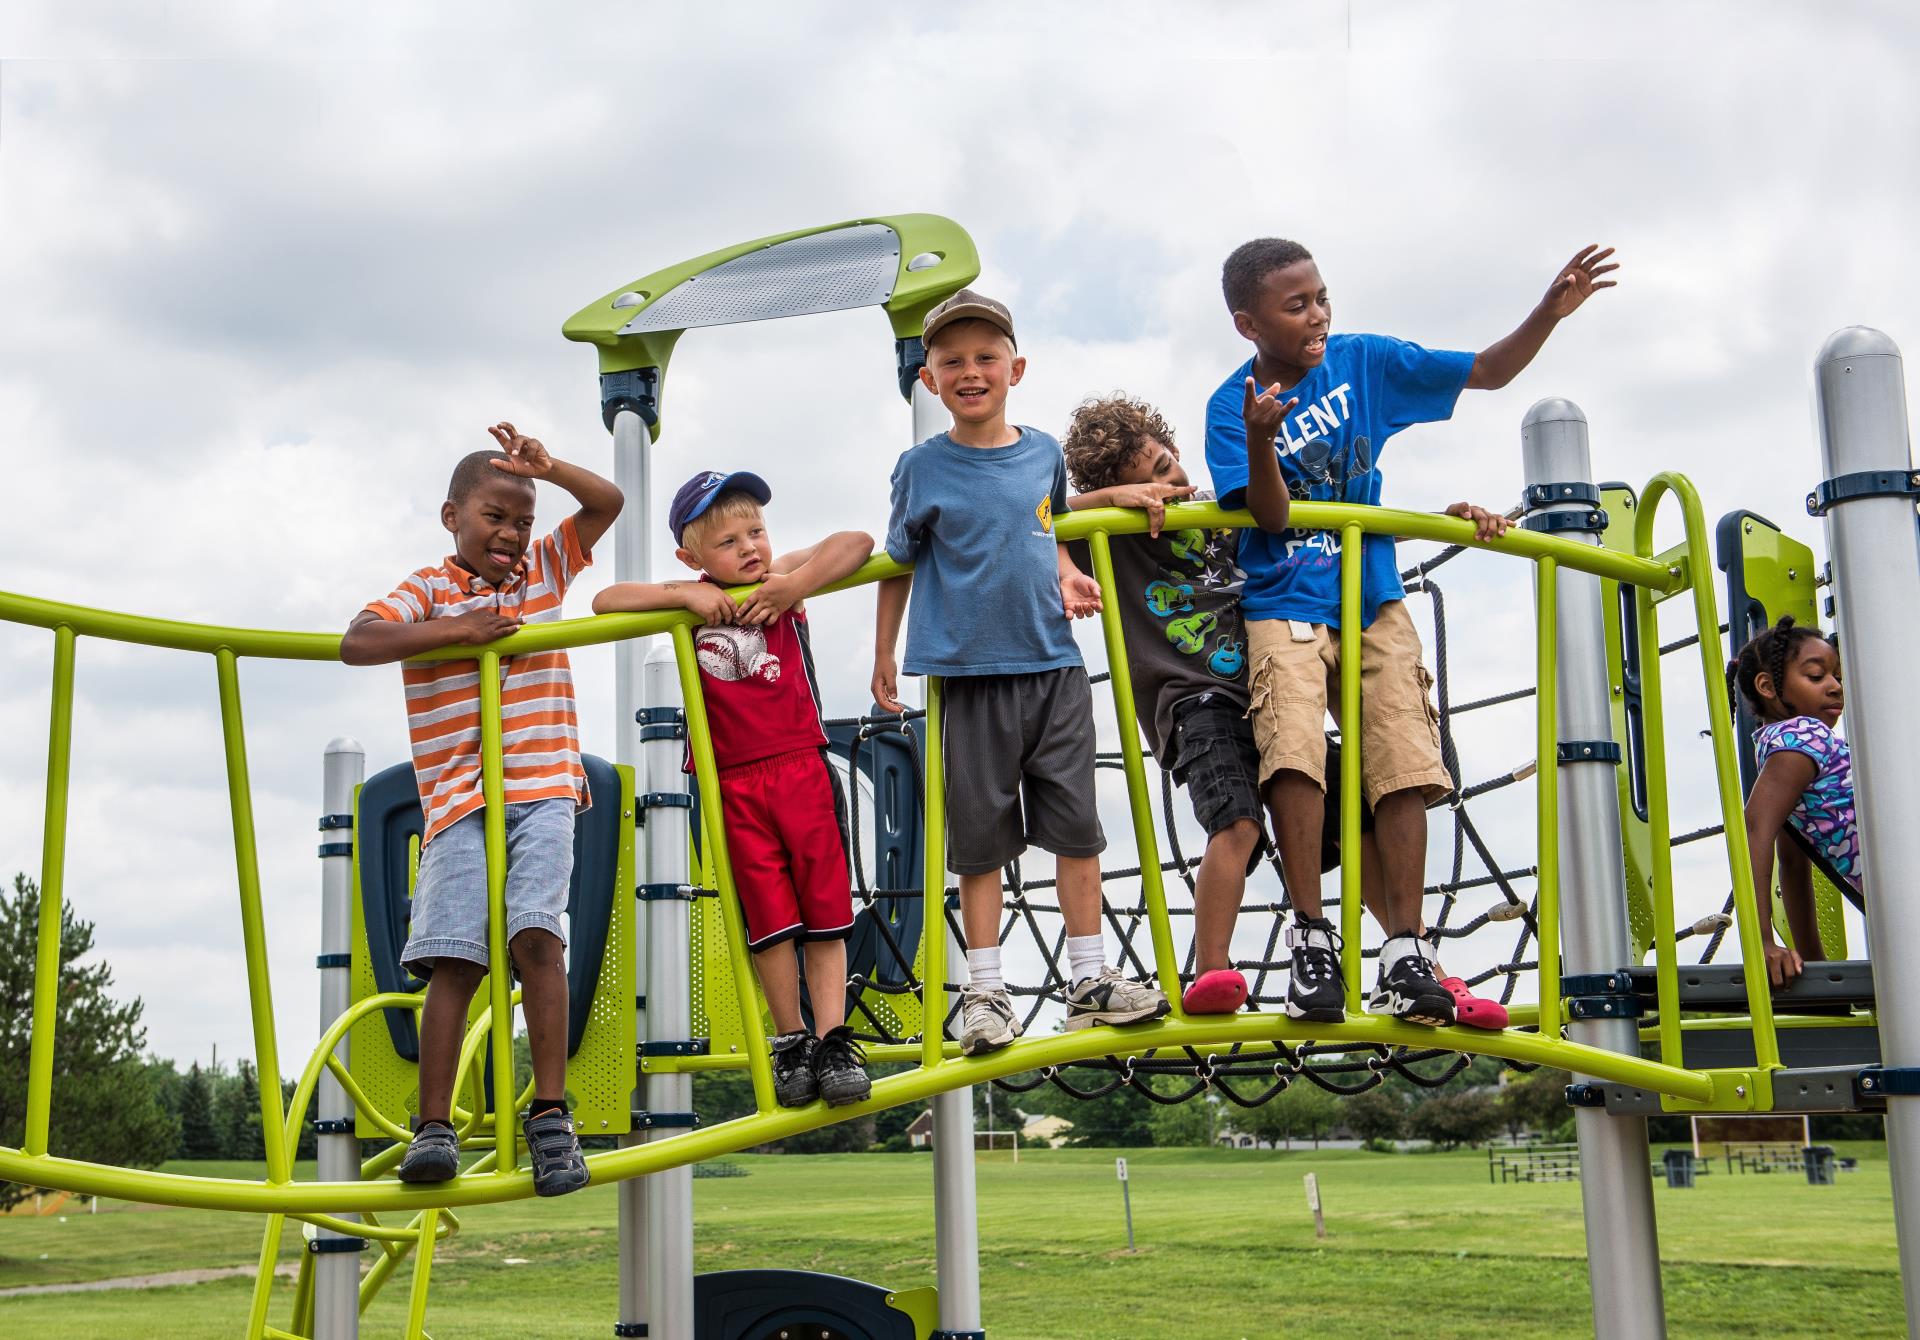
[
  {"xmin": 885, "ymin": 427, "xmax": 1082, "ymax": 677},
  {"xmin": 1205, "ymin": 333, "xmax": 1474, "ymax": 627}
]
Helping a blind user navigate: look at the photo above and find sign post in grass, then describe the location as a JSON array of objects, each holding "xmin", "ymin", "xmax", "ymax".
[
  {"xmin": 1305, "ymin": 1173, "xmax": 1326, "ymax": 1239},
  {"xmin": 1116, "ymin": 1158, "xmax": 1134, "ymax": 1252}
]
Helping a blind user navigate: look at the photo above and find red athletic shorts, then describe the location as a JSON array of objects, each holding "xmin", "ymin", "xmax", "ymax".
[{"xmin": 718, "ymin": 748, "xmax": 855, "ymax": 951}]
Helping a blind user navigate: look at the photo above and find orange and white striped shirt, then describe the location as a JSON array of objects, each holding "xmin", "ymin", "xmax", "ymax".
[{"xmin": 364, "ymin": 516, "xmax": 592, "ymax": 843}]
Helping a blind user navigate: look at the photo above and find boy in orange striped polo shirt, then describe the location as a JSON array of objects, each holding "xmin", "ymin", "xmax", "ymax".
[{"xmin": 343, "ymin": 422, "xmax": 622, "ymax": 1195}]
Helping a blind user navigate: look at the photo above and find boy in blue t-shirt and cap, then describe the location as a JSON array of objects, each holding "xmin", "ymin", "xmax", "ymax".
[
  {"xmin": 1206, "ymin": 238, "xmax": 1617, "ymax": 1026},
  {"xmin": 872, "ymin": 289, "xmax": 1171, "ymax": 1054}
]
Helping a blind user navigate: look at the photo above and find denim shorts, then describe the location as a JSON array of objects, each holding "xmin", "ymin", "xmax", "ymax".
[{"xmin": 400, "ymin": 798, "xmax": 574, "ymax": 978}]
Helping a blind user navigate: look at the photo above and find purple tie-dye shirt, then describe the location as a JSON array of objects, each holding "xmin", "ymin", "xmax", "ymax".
[{"xmin": 1753, "ymin": 715, "xmax": 1861, "ymax": 893}]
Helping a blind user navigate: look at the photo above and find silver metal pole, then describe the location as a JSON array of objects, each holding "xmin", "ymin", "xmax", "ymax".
[
  {"xmin": 911, "ymin": 376, "xmax": 983, "ymax": 1336},
  {"xmin": 315, "ymin": 737, "xmax": 364, "ymax": 1340},
  {"xmin": 1522, "ymin": 399, "xmax": 1667, "ymax": 1339},
  {"xmin": 642, "ymin": 643, "xmax": 695, "ymax": 1339},
  {"xmin": 1812, "ymin": 327, "xmax": 1920, "ymax": 1325},
  {"xmin": 612, "ymin": 406, "xmax": 654, "ymax": 1336}
]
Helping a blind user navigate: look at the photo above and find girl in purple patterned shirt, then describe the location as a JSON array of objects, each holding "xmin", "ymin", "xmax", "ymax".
[{"xmin": 1726, "ymin": 616, "xmax": 1857, "ymax": 987}]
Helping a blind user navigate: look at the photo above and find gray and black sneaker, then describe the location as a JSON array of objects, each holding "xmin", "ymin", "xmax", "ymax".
[
  {"xmin": 813, "ymin": 1026, "xmax": 872, "ymax": 1107},
  {"xmin": 772, "ymin": 1030, "xmax": 819, "ymax": 1108},
  {"xmin": 958, "ymin": 989, "xmax": 1022, "ymax": 1055},
  {"xmin": 1285, "ymin": 916, "xmax": 1347, "ymax": 1023},
  {"xmin": 1368, "ymin": 938, "xmax": 1456, "ymax": 1026},
  {"xmin": 396, "ymin": 1120, "xmax": 459, "ymax": 1183},
  {"xmin": 522, "ymin": 1106, "xmax": 590, "ymax": 1197},
  {"xmin": 1065, "ymin": 967, "xmax": 1171, "ymax": 1030}
]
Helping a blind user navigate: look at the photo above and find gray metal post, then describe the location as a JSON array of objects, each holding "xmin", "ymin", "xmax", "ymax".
[
  {"xmin": 910, "ymin": 377, "xmax": 983, "ymax": 1337},
  {"xmin": 1812, "ymin": 327, "xmax": 1920, "ymax": 1325},
  {"xmin": 315, "ymin": 738, "xmax": 364, "ymax": 1340},
  {"xmin": 612, "ymin": 406, "xmax": 655, "ymax": 1336},
  {"xmin": 1522, "ymin": 399, "xmax": 1668, "ymax": 1339},
  {"xmin": 642, "ymin": 643, "xmax": 695, "ymax": 1339}
]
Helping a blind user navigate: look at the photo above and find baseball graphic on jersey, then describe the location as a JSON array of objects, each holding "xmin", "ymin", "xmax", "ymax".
[{"xmin": 695, "ymin": 623, "xmax": 782, "ymax": 683}]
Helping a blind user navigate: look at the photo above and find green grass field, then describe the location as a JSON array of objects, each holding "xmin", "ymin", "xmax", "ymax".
[{"xmin": 0, "ymin": 1144, "xmax": 1903, "ymax": 1338}]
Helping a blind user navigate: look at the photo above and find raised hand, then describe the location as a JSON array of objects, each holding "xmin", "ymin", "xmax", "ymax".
[
  {"xmin": 1060, "ymin": 569, "xmax": 1103, "ymax": 620},
  {"xmin": 449, "ymin": 610, "xmax": 522, "ymax": 645},
  {"xmin": 1541, "ymin": 245, "xmax": 1619, "ymax": 319},
  {"xmin": 1242, "ymin": 378, "xmax": 1299, "ymax": 450},
  {"xmin": 1445, "ymin": 500, "xmax": 1512, "ymax": 543},
  {"xmin": 487, "ymin": 422, "xmax": 554, "ymax": 478}
]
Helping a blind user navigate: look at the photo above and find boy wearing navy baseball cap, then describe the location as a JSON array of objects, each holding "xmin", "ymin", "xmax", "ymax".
[{"xmin": 595, "ymin": 471, "xmax": 875, "ymax": 1108}]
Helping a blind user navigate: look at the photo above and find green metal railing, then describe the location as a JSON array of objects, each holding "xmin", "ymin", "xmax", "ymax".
[{"xmin": 0, "ymin": 483, "xmax": 1785, "ymax": 1231}]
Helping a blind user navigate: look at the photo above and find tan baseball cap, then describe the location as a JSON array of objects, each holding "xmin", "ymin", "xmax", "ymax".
[{"xmin": 921, "ymin": 288, "xmax": 1017, "ymax": 350}]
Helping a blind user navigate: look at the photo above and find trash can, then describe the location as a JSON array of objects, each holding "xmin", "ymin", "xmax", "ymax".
[
  {"xmin": 1804, "ymin": 1145, "xmax": 1838, "ymax": 1186},
  {"xmin": 1662, "ymin": 1149, "xmax": 1696, "ymax": 1188}
]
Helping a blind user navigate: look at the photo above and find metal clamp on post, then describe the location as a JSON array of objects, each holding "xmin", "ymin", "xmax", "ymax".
[
  {"xmin": 639, "ymin": 1039, "xmax": 710, "ymax": 1057},
  {"xmin": 1521, "ymin": 508, "xmax": 1608, "ymax": 534},
  {"xmin": 1567, "ymin": 994, "xmax": 1642, "ymax": 1020},
  {"xmin": 1524, "ymin": 481, "xmax": 1602, "ymax": 509},
  {"xmin": 1856, "ymin": 1068, "xmax": 1920, "ymax": 1101},
  {"xmin": 309, "ymin": 1236, "xmax": 368, "ymax": 1255},
  {"xmin": 314, "ymin": 952, "xmax": 351, "ymax": 969},
  {"xmin": 1806, "ymin": 468, "xmax": 1920, "ymax": 517},
  {"xmin": 613, "ymin": 1324, "xmax": 648, "ymax": 1338},
  {"xmin": 1562, "ymin": 970, "xmax": 1636, "ymax": 997},
  {"xmin": 316, "ymin": 841, "xmax": 352, "ymax": 858},
  {"xmin": 600, "ymin": 367, "xmax": 660, "ymax": 431},
  {"xmin": 635, "ymin": 706, "xmax": 686, "ymax": 744},
  {"xmin": 931, "ymin": 1331, "xmax": 987, "ymax": 1340},
  {"xmin": 638, "ymin": 883, "xmax": 697, "ymax": 902},
  {"xmin": 636, "ymin": 791, "xmax": 692, "ymax": 827},
  {"xmin": 631, "ymin": 1110, "xmax": 700, "ymax": 1130},
  {"xmin": 1556, "ymin": 739, "xmax": 1622, "ymax": 765},
  {"xmin": 896, "ymin": 335, "xmax": 928, "ymax": 401},
  {"xmin": 318, "ymin": 813, "xmax": 353, "ymax": 831},
  {"xmin": 313, "ymin": 1118, "xmax": 354, "ymax": 1136},
  {"xmin": 1520, "ymin": 479, "xmax": 1607, "ymax": 534},
  {"xmin": 1564, "ymin": 1082, "xmax": 1607, "ymax": 1109}
]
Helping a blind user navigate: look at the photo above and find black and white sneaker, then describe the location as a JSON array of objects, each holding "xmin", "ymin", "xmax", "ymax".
[
  {"xmin": 1367, "ymin": 936, "xmax": 1456, "ymax": 1026},
  {"xmin": 771, "ymin": 1030, "xmax": 819, "ymax": 1108},
  {"xmin": 1285, "ymin": 916, "xmax": 1347, "ymax": 1022},
  {"xmin": 1065, "ymin": 967, "xmax": 1171, "ymax": 1031},
  {"xmin": 813, "ymin": 1026, "xmax": 872, "ymax": 1107}
]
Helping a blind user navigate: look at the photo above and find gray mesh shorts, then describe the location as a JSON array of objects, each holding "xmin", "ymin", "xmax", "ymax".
[{"xmin": 400, "ymin": 798, "xmax": 574, "ymax": 977}]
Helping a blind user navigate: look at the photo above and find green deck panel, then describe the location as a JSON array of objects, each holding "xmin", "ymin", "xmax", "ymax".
[
  {"xmin": 348, "ymin": 766, "xmax": 636, "ymax": 1140},
  {"xmin": 1599, "ymin": 484, "xmax": 1658, "ymax": 961}
]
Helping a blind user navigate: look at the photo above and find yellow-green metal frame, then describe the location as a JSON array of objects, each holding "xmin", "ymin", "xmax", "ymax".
[{"xmin": 0, "ymin": 485, "xmax": 1807, "ymax": 1232}]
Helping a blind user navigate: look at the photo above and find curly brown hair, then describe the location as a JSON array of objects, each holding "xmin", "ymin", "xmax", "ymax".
[{"xmin": 1061, "ymin": 395, "xmax": 1178, "ymax": 493}]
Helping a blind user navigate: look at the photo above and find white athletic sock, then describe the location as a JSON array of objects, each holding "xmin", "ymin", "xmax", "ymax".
[
  {"xmin": 1066, "ymin": 934, "xmax": 1105, "ymax": 985},
  {"xmin": 966, "ymin": 947, "xmax": 1004, "ymax": 995}
]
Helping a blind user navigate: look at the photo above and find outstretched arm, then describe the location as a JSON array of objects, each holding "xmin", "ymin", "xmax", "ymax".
[
  {"xmin": 872, "ymin": 574, "xmax": 912, "ymax": 713},
  {"xmin": 486, "ymin": 422, "xmax": 625, "ymax": 553},
  {"xmin": 1241, "ymin": 377, "xmax": 1298, "ymax": 533},
  {"xmin": 593, "ymin": 578, "xmax": 739, "ymax": 625},
  {"xmin": 1068, "ymin": 482, "xmax": 1196, "ymax": 539},
  {"xmin": 1464, "ymin": 246, "xmax": 1619, "ymax": 391},
  {"xmin": 737, "ymin": 531, "xmax": 876, "ymax": 625},
  {"xmin": 340, "ymin": 608, "xmax": 523, "ymax": 666},
  {"xmin": 1742, "ymin": 749, "xmax": 1818, "ymax": 986}
]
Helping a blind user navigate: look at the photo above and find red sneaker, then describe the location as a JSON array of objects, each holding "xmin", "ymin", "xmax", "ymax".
[
  {"xmin": 1183, "ymin": 969, "xmax": 1249, "ymax": 1015},
  {"xmin": 1441, "ymin": 977, "xmax": 1508, "ymax": 1030}
]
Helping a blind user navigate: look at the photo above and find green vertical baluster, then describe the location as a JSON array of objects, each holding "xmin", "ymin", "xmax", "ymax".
[
  {"xmin": 1338, "ymin": 523, "xmax": 1364, "ymax": 1012},
  {"xmin": 921, "ymin": 676, "xmax": 947, "ymax": 1070},
  {"xmin": 1636, "ymin": 582, "xmax": 1684, "ymax": 1068},
  {"xmin": 1534, "ymin": 559, "xmax": 1562, "ymax": 1043},
  {"xmin": 1087, "ymin": 531, "xmax": 1181, "ymax": 1012},
  {"xmin": 476, "ymin": 650, "xmax": 517, "ymax": 1172},
  {"xmin": 24, "ymin": 626, "xmax": 75, "ymax": 1158},
  {"xmin": 214, "ymin": 649, "xmax": 292, "ymax": 1186}
]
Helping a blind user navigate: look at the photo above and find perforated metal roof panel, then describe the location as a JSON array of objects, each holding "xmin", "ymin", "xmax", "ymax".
[{"xmin": 617, "ymin": 223, "xmax": 900, "ymax": 334}]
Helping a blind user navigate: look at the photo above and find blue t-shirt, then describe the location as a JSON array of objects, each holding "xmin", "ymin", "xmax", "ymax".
[
  {"xmin": 885, "ymin": 427, "xmax": 1082, "ymax": 677},
  {"xmin": 1204, "ymin": 333, "xmax": 1474, "ymax": 627}
]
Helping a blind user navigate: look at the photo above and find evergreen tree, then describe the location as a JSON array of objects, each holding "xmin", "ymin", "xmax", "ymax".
[
  {"xmin": 215, "ymin": 1058, "xmax": 264, "ymax": 1159},
  {"xmin": 178, "ymin": 1063, "xmax": 219, "ymax": 1159},
  {"xmin": 0, "ymin": 873, "xmax": 178, "ymax": 1206}
]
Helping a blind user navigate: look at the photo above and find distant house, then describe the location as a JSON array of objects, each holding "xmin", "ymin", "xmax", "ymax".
[
  {"xmin": 907, "ymin": 1110, "xmax": 935, "ymax": 1149},
  {"xmin": 905, "ymin": 1109, "xmax": 1075, "ymax": 1150},
  {"xmin": 1215, "ymin": 1129, "xmax": 1271, "ymax": 1150},
  {"xmin": 1020, "ymin": 1114, "xmax": 1074, "ymax": 1148}
]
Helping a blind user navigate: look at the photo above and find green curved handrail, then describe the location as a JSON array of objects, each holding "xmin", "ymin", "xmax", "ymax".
[{"xmin": 5, "ymin": 489, "xmax": 1780, "ymax": 1223}]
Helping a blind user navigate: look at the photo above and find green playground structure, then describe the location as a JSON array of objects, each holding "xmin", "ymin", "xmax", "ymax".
[{"xmin": 3, "ymin": 215, "xmax": 1919, "ymax": 1340}]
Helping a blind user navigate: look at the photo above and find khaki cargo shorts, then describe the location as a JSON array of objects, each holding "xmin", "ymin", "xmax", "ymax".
[{"xmin": 1246, "ymin": 599, "xmax": 1453, "ymax": 808}]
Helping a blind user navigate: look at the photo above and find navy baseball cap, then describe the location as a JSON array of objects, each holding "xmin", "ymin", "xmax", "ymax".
[{"xmin": 668, "ymin": 469, "xmax": 772, "ymax": 545}]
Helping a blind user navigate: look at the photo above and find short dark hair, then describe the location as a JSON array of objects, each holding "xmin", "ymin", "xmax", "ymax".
[
  {"xmin": 447, "ymin": 450, "xmax": 528, "ymax": 504},
  {"xmin": 1222, "ymin": 238, "xmax": 1315, "ymax": 314},
  {"xmin": 1062, "ymin": 395, "xmax": 1177, "ymax": 493},
  {"xmin": 1726, "ymin": 614, "xmax": 1838, "ymax": 716}
]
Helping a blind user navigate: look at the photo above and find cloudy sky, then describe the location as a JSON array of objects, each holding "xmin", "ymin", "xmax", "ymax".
[{"xmin": 2, "ymin": 2, "xmax": 1913, "ymax": 1077}]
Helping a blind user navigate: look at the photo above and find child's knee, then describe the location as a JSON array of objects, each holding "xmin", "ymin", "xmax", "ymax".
[
  {"xmin": 1215, "ymin": 818, "xmax": 1263, "ymax": 852},
  {"xmin": 509, "ymin": 928, "xmax": 565, "ymax": 970}
]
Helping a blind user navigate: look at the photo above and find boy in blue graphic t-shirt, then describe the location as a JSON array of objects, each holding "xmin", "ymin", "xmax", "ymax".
[{"xmin": 1205, "ymin": 238, "xmax": 1618, "ymax": 1027}]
